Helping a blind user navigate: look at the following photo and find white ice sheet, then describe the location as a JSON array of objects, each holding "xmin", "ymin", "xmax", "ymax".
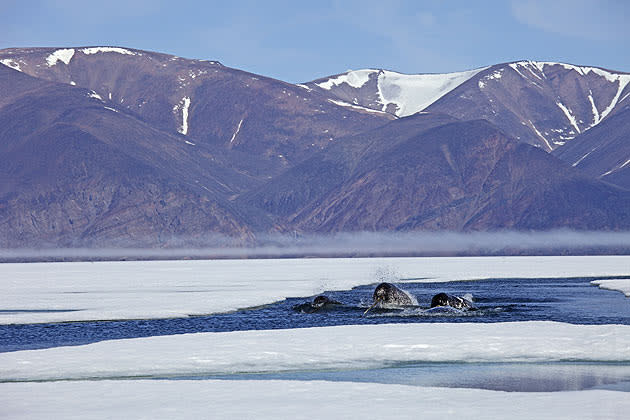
[
  {"xmin": 2, "ymin": 322, "xmax": 629, "ymax": 381},
  {"xmin": 2, "ymin": 379, "xmax": 628, "ymax": 420},
  {"xmin": 591, "ymin": 279, "xmax": 630, "ymax": 297}
]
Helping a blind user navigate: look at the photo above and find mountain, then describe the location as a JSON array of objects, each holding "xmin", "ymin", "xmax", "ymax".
[
  {"xmin": 238, "ymin": 112, "xmax": 459, "ymax": 221},
  {"xmin": 0, "ymin": 47, "xmax": 393, "ymax": 247},
  {"xmin": 244, "ymin": 115, "xmax": 630, "ymax": 232},
  {"xmin": 553, "ymin": 102, "xmax": 630, "ymax": 191},
  {"xmin": 305, "ymin": 68, "xmax": 485, "ymax": 117},
  {"xmin": 308, "ymin": 62, "xmax": 630, "ymax": 151},
  {"xmin": 1, "ymin": 46, "xmax": 630, "ymax": 249},
  {"xmin": 0, "ymin": 47, "xmax": 392, "ymax": 180},
  {"xmin": 0, "ymin": 64, "xmax": 255, "ymax": 247}
]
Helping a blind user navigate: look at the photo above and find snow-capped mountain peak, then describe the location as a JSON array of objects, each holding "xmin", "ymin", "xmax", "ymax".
[{"xmin": 304, "ymin": 61, "xmax": 630, "ymax": 154}]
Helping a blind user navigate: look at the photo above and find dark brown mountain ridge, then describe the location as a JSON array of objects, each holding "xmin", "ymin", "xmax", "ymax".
[{"xmin": 1, "ymin": 46, "xmax": 629, "ymax": 248}]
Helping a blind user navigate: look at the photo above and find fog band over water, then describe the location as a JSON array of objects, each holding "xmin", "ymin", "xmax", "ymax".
[{"xmin": 2, "ymin": 230, "xmax": 630, "ymax": 260}]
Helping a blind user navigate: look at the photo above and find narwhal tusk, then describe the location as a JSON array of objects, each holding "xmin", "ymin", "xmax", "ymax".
[{"xmin": 363, "ymin": 299, "xmax": 380, "ymax": 316}]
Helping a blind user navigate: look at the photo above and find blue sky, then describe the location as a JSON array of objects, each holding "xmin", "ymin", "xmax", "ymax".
[{"xmin": 1, "ymin": 0, "xmax": 628, "ymax": 82}]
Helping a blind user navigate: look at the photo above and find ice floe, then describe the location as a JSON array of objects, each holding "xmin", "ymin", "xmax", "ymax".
[
  {"xmin": 591, "ymin": 279, "xmax": 630, "ymax": 297},
  {"xmin": 2, "ymin": 321, "xmax": 629, "ymax": 382},
  {"xmin": 3, "ymin": 379, "xmax": 629, "ymax": 419}
]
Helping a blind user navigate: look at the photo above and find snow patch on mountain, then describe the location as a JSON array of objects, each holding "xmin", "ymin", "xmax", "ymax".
[
  {"xmin": 45, "ymin": 49, "xmax": 75, "ymax": 66},
  {"xmin": 598, "ymin": 74, "xmax": 630, "ymax": 123},
  {"xmin": 601, "ymin": 158, "xmax": 630, "ymax": 178},
  {"xmin": 549, "ymin": 62, "xmax": 620, "ymax": 83},
  {"xmin": 0, "ymin": 58, "xmax": 22, "ymax": 72},
  {"xmin": 180, "ymin": 97, "xmax": 191, "ymax": 135},
  {"xmin": 313, "ymin": 67, "xmax": 487, "ymax": 117},
  {"xmin": 375, "ymin": 68, "xmax": 487, "ymax": 117},
  {"xmin": 327, "ymin": 99, "xmax": 390, "ymax": 115},
  {"xmin": 88, "ymin": 91, "xmax": 103, "ymax": 101},
  {"xmin": 587, "ymin": 90, "xmax": 601, "ymax": 126},
  {"xmin": 528, "ymin": 120, "xmax": 552, "ymax": 151},
  {"xmin": 556, "ymin": 102, "xmax": 581, "ymax": 134},
  {"xmin": 488, "ymin": 61, "xmax": 630, "ymax": 147},
  {"xmin": 81, "ymin": 47, "xmax": 137, "ymax": 56},
  {"xmin": 172, "ymin": 97, "xmax": 191, "ymax": 135},
  {"xmin": 507, "ymin": 62, "xmax": 545, "ymax": 87},
  {"xmin": 230, "ymin": 118, "xmax": 244, "ymax": 144},
  {"xmin": 572, "ymin": 148, "xmax": 597, "ymax": 167},
  {"xmin": 485, "ymin": 69, "xmax": 504, "ymax": 81},
  {"xmin": 316, "ymin": 69, "xmax": 374, "ymax": 90},
  {"xmin": 532, "ymin": 62, "xmax": 630, "ymax": 128}
]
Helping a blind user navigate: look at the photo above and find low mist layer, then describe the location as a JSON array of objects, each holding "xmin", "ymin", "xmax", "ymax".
[{"xmin": 2, "ymin": 230, "xmax": 630, "ymax": 262}]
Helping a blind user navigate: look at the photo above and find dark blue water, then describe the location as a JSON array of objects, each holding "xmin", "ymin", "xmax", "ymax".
[{"xmin": 2, "ymin": 276, "xmax": 629, "ymax": 353}]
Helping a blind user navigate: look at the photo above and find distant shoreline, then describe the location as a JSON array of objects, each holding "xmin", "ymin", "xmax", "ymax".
[{"xmin": 2, "ymin": 247, "xmax": 630, "ymax": 263}]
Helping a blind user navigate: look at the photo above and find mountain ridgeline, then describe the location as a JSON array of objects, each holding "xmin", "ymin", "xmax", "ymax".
[{"xmin": 1, "ymin": 47, "xmax": 629, "ymax": 248}]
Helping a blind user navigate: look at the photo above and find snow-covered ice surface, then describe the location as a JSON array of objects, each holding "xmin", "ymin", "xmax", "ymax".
[
  {"xmin": 2, "ymin": 322, "xmax": 629, "ymax": 381},
  {"xmin": 3, "ymin": 380, "xmax": 629, "ymax": 420},
  {"xmin": 2, "ymin": 256, "xmax": 630, "ymax": 418},
  {"xmin": 2, "ymin": 321, "xmax": 630, "ymax": 419},
  {"xmin": 2, "ymin": 256, "xmax": 629, "ymax": 324},
  {"xmin": 591, "ymin": 279, "xmax": 630, "ymax": 297}
]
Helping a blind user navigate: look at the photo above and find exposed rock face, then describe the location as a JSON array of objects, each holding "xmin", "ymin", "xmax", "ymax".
[
  {"xmin": 553, "ymin": 103, "xmax": 630, "ymax": 191},
  {"xmin": 247, "ymin": 117, "xmax": 630, "ymax": 232}
]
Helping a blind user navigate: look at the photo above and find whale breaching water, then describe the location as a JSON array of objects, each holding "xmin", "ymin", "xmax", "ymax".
[
  {"xmin": 430, "ymin": 293, "xmax": 474, "ymax": 310},
  {"xmin": 293, "ymin": 295, "xmax": 342, "ymax": 313},
  {"xmin": 363, "ymin": 282, "xmax": 415, "ymax": 316}
]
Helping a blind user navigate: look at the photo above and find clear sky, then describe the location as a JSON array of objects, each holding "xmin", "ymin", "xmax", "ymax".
[{"xmin": 1, "ymin": 0, "xmax": 628, "ymax": 82}]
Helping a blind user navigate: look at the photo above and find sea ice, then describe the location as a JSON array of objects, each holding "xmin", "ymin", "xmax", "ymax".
[
  {"xmin": 591, "ymin": 279, "xmax": 630, "ymax": 297},
  {"xmin": 2, "ymin": 379, "xmax": 629, "ymax": 420},
  {"xmin": 2, "ymin": 322, "xmax": 629, "ymax": 381},
  {"xmin": 2, "ymin": 256, "xmax": 629, "ymax": 324}
]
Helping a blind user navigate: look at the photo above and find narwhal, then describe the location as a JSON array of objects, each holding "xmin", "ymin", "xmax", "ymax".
[
  {"xmin": 293, "ymin": 295, "xmax": 342, "ymax": 313},
  {"xmin": 363, "ymin": 282, "xmax": 415, "ymax": 316},
  {"xmin": 430, "ymin": 292, "xmax": 475, "ymax": 310}
]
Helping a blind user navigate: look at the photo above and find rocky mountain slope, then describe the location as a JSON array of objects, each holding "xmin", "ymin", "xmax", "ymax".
[
  {"xmin": 244, "ymin": 114, "xmax": 630, "ymax": 232},
  {"xmin": 309, "ymin": 62, "xmax": 630, "ymax": 151},
  {"xmin": 1, "ymin": 46, "xmax": 629, "ymax": 248},
  {"xmin": 0, "ymin": 47, "xmax": 391, "ymax": 179},
  {"xmin": 0, "ymin": 64, "xmax": 255, "ymax": 247},
  {"xmin": 554, "ymin": 102, "xmax": 630, "ymax": 190}
]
